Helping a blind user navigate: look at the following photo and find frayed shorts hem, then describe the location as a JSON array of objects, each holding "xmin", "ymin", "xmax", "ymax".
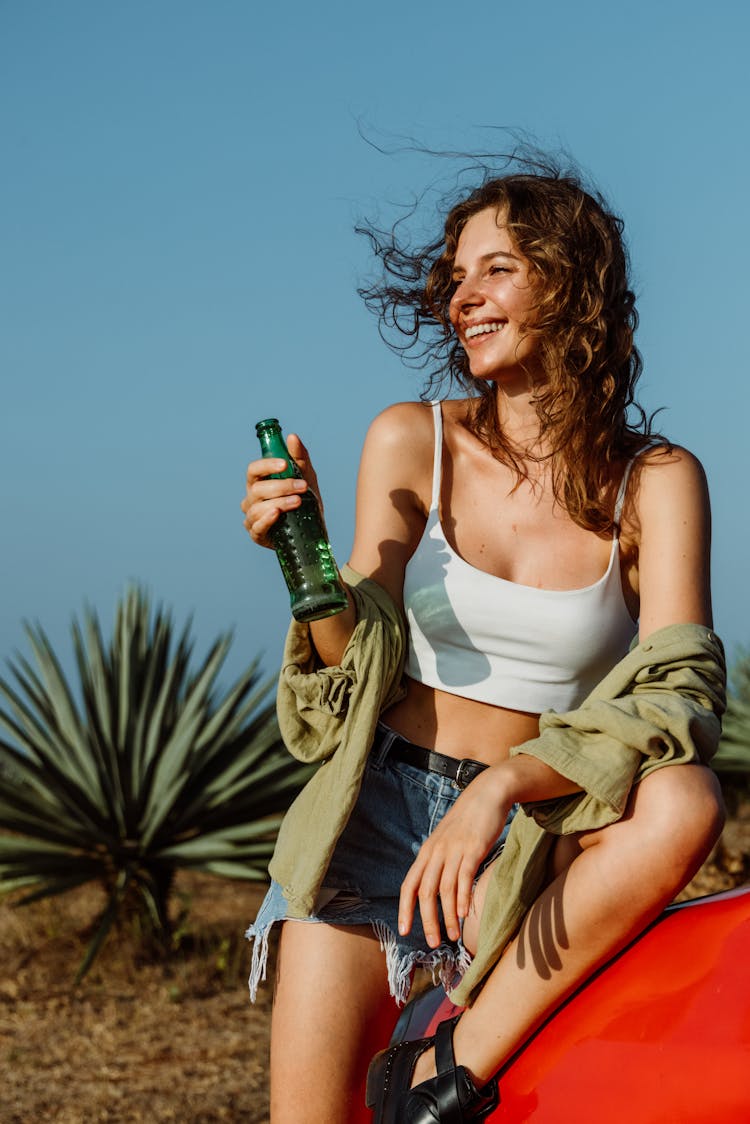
[{"xmin": 245, "ymin": 887, "xmax": 473, "ymax": 1007}]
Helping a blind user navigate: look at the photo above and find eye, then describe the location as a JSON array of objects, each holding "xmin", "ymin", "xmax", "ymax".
[{"xmin": 488, "ymin": 265, "xmax": 509, "ymax": 276}]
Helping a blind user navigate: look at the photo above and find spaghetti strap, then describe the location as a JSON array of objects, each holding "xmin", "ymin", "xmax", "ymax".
[
  {"xmin": 429, "ymin": 401, "xmax": 443, "ymax": 512},
  {"xmin": 613, "ymin": 457, "xmax": 636, "ymax": 528},
  {"xmin": 613, "ymin": 442, "xmax": 664, "ymax": 528}
]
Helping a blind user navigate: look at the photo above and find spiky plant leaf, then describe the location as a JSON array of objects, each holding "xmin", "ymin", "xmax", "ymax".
[
  {"xmin": 713, "ymin": 649, "xmax": 750, "ymax": 773},
  {"xmin": 0, "ymin": 586, "xmax": 312, "ymax": 979}
]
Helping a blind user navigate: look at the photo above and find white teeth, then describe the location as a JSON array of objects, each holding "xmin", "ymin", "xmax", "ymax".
[{"xmin": 464, "ymin": 322, "xmax": 503, "ymax": 339}]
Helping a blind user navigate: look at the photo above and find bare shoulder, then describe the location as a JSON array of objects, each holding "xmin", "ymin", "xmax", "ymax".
[
  {"xmin": 358, "ymin": 400, "xmax": 436, "ymax": 504},
  {"xmin": 348, "ymin": 401, "xmax": 437, "ymax": 590},
  {"xmin": 631, "ymin": 444, "xmax": 710, "ymax": 523},
  {"xmin": 637, "ymin": 442, "xmax": 707, "ymax": 479},
  {"xmin": 363, "ymin": 400, "xmax": 436, "ymax": 450}
]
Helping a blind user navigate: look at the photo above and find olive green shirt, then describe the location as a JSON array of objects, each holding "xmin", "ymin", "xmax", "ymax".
[
  {"xmin": 269, "ymin": 565, "xmax": 407, "ymax": 913},
  {"xmin": 271, "ymin": 566, "xmax": 726, "ymax": 1007}
]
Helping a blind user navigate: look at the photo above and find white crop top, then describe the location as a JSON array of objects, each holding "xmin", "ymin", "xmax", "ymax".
[{"xmin": 403, "ymin": 402, "xmax": 639, "ymax": 713}]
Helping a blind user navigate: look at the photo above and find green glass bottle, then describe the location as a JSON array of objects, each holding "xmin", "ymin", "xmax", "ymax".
[{"xmin": 255, "ymin": 418, "xmax": 348, "ymax": 622}]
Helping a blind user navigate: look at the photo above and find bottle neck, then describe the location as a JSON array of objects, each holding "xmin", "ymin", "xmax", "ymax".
[{"xmin": 256, "ymin": 422, "xmax": 300, "ymax": 480}]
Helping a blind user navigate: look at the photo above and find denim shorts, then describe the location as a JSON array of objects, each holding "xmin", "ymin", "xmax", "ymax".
[{"xmin": 246, "ymin": 724, "xmax": 516, "ymax": 1005}]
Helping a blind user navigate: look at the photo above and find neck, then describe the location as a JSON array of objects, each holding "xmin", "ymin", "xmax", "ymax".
[{"xmin": 491, "ymin": 379, "xmax": 546, "ymax": 453}]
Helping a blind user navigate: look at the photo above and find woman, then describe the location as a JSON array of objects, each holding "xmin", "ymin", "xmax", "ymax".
[{"xmin": 242, "ymin": 165, "xmax": 725, "ymax": 1123}]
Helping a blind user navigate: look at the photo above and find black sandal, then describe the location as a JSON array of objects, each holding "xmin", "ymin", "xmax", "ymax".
[{"xmin": 365, "ymin": 1016, "xmax": 499, "ymax": 1123}]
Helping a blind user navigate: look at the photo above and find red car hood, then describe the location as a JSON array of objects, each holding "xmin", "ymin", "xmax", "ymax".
[{"xmin": 392, "ymin": 886, "xmax": 750, "ymax": 1122}]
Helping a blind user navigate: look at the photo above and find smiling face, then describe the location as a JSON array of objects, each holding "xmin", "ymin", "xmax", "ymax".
[{"xmin": 448, "ymin": 207, "xmax": 541, "ymax": 384}]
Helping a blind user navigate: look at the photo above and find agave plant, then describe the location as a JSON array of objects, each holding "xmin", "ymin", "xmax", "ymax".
[
  {"xmin": 0, "ymin": 587, "xmax": 311, "ymax": 979},
  {"xmin": 712, "ymin": 649, "xmax": 750, "ymax": 803}
]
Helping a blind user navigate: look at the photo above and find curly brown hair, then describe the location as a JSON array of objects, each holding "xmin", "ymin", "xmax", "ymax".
[{"xmin": 358, "ymin": 164, "xmax": 666, "ymax": 532}]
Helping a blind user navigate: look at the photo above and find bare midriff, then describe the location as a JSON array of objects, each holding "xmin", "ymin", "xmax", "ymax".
[{"xmin": 381, "ymin": 676, "xmax": 541, "ymax": 766}]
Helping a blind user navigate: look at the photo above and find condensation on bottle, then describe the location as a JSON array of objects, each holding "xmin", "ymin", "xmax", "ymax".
[{"xmin": 255, "ymin": 418, "xmax": 348, "ymax": 622}]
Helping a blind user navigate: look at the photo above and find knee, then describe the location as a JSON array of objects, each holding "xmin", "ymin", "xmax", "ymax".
[{"xmin": 632, "ymin": 764, "xmax": 725, "ymax": 868}]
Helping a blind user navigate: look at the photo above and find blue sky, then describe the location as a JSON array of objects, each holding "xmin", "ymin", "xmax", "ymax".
[{"xmin": 1, "ymin": 0, "xmax": 748, "ymax": 692}]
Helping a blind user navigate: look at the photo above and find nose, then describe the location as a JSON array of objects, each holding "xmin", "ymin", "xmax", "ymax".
[{"xmin": 449, "ymin": 275, "xmax": 482, "ymax": 314}]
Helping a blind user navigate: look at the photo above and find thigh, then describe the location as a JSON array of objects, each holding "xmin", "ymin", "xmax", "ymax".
[
  {"xmin": 270, "ymin": 920, "xmax": 398, "ymax": 1124},
  {"xmin": 462, "ymin": 764, "xmax": 724, "ymax": 956}
]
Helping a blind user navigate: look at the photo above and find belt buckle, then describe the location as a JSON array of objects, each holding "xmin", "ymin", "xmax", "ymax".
[{"xmin": 454, "ymin": 759, "xmax": 477, "ymax": 790}]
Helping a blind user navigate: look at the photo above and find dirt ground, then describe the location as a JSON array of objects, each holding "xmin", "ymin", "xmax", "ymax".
[{"xmin": 1, "ymin": 801, "xmax": 749, "ymax": 1124}]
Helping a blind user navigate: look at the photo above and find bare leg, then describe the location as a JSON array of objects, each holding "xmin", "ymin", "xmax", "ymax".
[
  {"xmin": 270, "ymin": 920, "xmax": 398, "ymax": 1124},
  {"xmin": 411, "ymin": 764, "xmax": 724, "ymax": 1087}
]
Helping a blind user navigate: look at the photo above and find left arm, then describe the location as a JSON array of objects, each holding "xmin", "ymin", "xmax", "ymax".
[{"xmin": 631, "ymin": 445, "xmax": 712, "ymax": 638}]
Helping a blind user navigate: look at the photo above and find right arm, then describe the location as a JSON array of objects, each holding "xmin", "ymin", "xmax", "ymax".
[{"xmin": 241, "ymin": 402, "xmax": 434, "ymax": 666}]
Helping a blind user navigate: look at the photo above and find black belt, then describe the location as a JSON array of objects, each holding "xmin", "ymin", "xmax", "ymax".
[{"xmin": 383, "ymin": 729, "xmax": 488, "ymax": 790}]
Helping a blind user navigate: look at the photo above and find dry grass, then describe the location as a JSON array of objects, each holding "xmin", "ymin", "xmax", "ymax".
[
  {"xmin": 1, "ymin": 799, "xmax": 748, "ymax": 1124},
  {"xmin": 0, "ymin": 875, "xmax": 275, "ymax": 1123}
]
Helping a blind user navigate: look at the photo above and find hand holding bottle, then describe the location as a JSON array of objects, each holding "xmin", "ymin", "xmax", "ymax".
[
  {"xmin": 245, "ymin": 419, "xmax": 348, "ymax": 622},
  {"xmin": 242, "ymin": 431, "xmax": 319, "ymax": 549}
]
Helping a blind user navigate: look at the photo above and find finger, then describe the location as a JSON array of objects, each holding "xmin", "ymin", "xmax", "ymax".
[
  {"xmin": 456, "ymin": 858, "xmax": 480, "ymax": 923},
  {"xmin": 399, "ymin": 848, "xmax": 433, "ymax": 937},
  {"xmin": 243, "ymin": 497, "xmax": 301, "ymax": 544},
  {"xmin": 242, "ymin": 487, "xmax": 293, "ymax": 516},
  {"xmin": 398, "ymin": 892, "xmax": 416, "ymax": 938},
  {"xmin": 286, "ymin": 433, "xmax": 309, "ymax": 464},
  {"xmin": 286, "ymin": 434, "xmax": 321, "ymax": 492},
  {"xmin": 439, "ymin": 860, "xmax": 463, "ymax": 942},
  {"xmin": 244, "ymin": 476, "xmax": 308, "ymax": 506},
  {"xmin": 247, "ymin": 456, "xmax": 288, "ymax": 482},
  {"xmin": 417, "ymin": 871, "xmax": 443, "ymax": 950},
  {"xmin": 408, "ymin": 853, "xmax": 444, "ymax": 950},
  {"xmin": 241, "ymin": 476, "xmax": 307, "ymax": 534}
]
